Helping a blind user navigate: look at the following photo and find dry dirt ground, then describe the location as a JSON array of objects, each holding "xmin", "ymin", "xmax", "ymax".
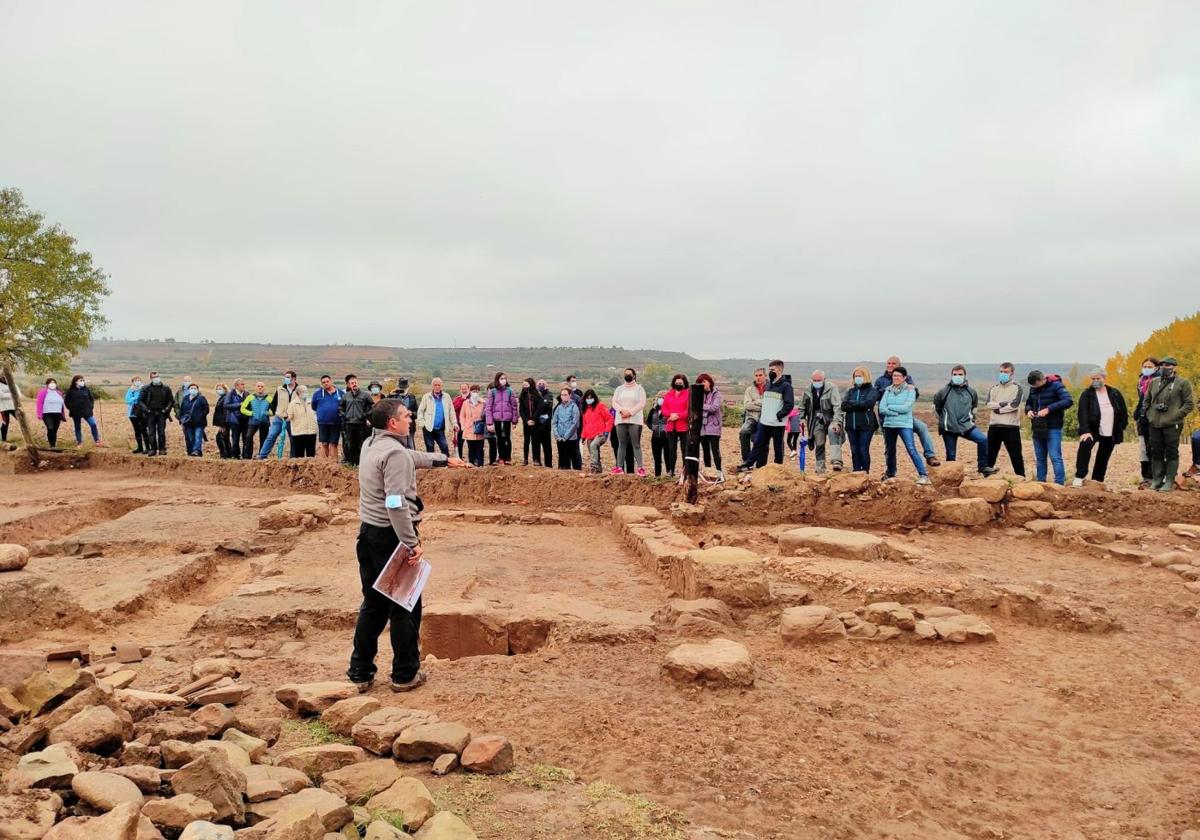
[{"xmin": 3, "ymin": 448, "xmax": 1200, "ymax": 839}]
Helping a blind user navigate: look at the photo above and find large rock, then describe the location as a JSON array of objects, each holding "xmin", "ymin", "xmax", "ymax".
[
  {"xmin": 136, "ymin": 714, "xmax": 209, "ymax": 745},
  {"xmin": 169, "ymin": 751, "xmax": 247, "ymax": 823},
  {"xmin": 247, "ymin": 788, "xmax": 352, "ymax": 832},
  {"xmin": 1005, "ymin": 500, "xmax": 1055, "ymax": 524},
  {"xmin": 191, "ymin": 704, "xmax": 238, "ymax": 737},
  {"xmin": 863, "ymin": 602, "xmax": 917, "ymax": 630},
  {"xmin": 1011, "ymin": 481, "xmax": 1048, "ymax": 500},
  {"xmin": 233, "ymin": 716, "xmax": 282, "ymax": 745},
  {"xmin": 320, "ymin": 697, "xmax": 381, "ymax": 738},
  {"xmin": 959, "ymin": 478, "xmax": 1010, "ymax": 503},
  {"xmin": 258, "ymin": 496, "xmax": 333, "ymax": 531},
  {"xmin": 161, "ymin": 739, "xmax": 251, "ymax": 770},
  {"xmin": 418, "ymin": 603, "xmax": 509, "ymax": 661},
  {"xmin": 364, "ymin": 778, "xmax": 435, "ymax": 831},
  {"xmin": 275, "ymin": 745, "xmax": 367, "ymax": 781},
  {"xmin": 929, "ymin": 614, "xmax": 996, "ymax": 643},
  {"xmin": 413, "ymin": 811, "xmax": 477, "ymax": 839},
  {"xmin": 178, "ymin": 821, "xmax": 235, "ymax": 840},
  {"xmin": 662, "ymin": 639, "xmax": 754, "ymax": 688},
  {"xmin": 115, "ymin": 690, "xmax": 187, "ymax": 712},
  {"xmin": 612, "ymin": 506, "xmax": 662, "ymax": 527},
  {"xmin": 43, "ymin": 800, "xmax": 140, "ymax": 840},
  {"xmin": 1024, "ymin": 518, "xmax": 1118, "ymax": 545},
  {"xmin": 275, "ymin": 683, "xmax": 361, "ymax": 716},
  {"xmin": 352, "ymin": 708, "xmax": 440, "ymax": 756},
  {"xmin": 221, "ymin": 728, "xmax": 268, "ymax": 762},
  {"xmin": 929, "ymin": 498, "xmax": 993, "ymax": 527},
  {"xmin": 459, "ymin": 736, "xmax": 513, "ymax": 775},
  {"xmin": 392, "ymin": 723, "xmax": 471, "ymax": 762},
  {"xmin": 319, "ymin": 759, "xmax": 402, "ymax": 802},
  {"xmin": 928, "ymin": 462, "xmax": 965, "ymax": 486},
  {"xmin": 0, "ymin": 650, "xmax": 46, "ymax": 692},
  {"xmin": 253, "ymin": 808, "xmax": 325, "ymax": 840},
  {"xmin": 779, "ymin": 606, "xmax": 846, "ymax": 643},
  {"xmin": 825, "ymin": 472, "xmax": 872, "ymax": 495},
  {"xmin": 652, "ymin": 598, "xmax": 733, "ymax": 627},
  {"xmin": 0, "ymin": 790, "xmax": 62, "ymax": 840},
  {"xmin": 13, "ymin": 667, "xmax": 95, "ymax": 716},
  {"xmin": 7, "ymin": 744, "xmax": 78, "ymax": 791},
  {"xmin": 777, "ymin": 527, "xmax": 889, "ymax": 561},
  {"xmin": 242, "ymin": 765, "xmax": 311, "ymax": 801},
  {"xmin": 141, "ymin": 795, "xmax": 218, "ymax": 830},
  {"xmin": 363, "ymin": 820, "xmax": 412, "ymax": 840},
  {"xmin": 71, "ymin": 771, "xmax": 144, "ymax": 811},
  {"xmin": 190, "ymin": 659, "xmax": 240, "ymax": 680},
  {"xmin": 1168, "ymin": 523, "xmax": 1200, "ymax": 539},
  {"xmin": 0, "ymin": 544, "xmax": 30, "ymax": 572},
  {"xmin": 104, "ymin": 766, "xmax": 164, "ymax": 794},
  {"xmin": 672, "ymin": 547, "xmax": 770, "ymax": 607}
]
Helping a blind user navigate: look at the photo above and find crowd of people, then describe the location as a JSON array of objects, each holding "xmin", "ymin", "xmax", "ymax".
[{"xmin": 4, "ymin": 353, "xmax": 1197, "ymax": 491}]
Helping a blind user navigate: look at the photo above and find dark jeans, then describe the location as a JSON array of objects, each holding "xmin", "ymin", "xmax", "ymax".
[
  {"xmin": 745, "ymin": 424, "xmax": 784, "ymax": 467},
  {"xmin": 147, "ymin": 411, "xmax": 168, "ymax": 453},
  {"xmin": 556, "ymin": 440, "xmax": 581, "ymax": 470},
  {"xmin": 291, "ymin": 434, "xmax": 316, "ymax": 458},
  {"xmin": 43, "ymin": 413, "xmax": 63, "ymax": 447},
  {"xmin": 466, "ymin": 439, "xmax": 484, "ymax": 466},
  {"xmin": 651, "ymin": 434, "xmax": 667, "ymax": 476},
  {"xmin": 244, "ymin": 422, "xmax": 268, "ymax": 460},
  {"xmin": 494, "ymin": 420, "xmax": 512, "ymax": 462},
  {"xmin": 424, "ymin": 428, "xmax": 450, "ymax": 456},
  {"xmin": 1191, "ymin": 430, "xmax": 1200, "ymax": 468},
  {"xmin": 701, "ymin": 435, "xmax": 722, "ymax": 471},
  {"xmin": 666, "ymin": 431, "xmax": 687, "ymax": 475},
  {"xmin": 129, "ymin": 416, "xmax": 149, "ymax": 452},
  {"xmin": 228, "ymin": 417, "xmax": 248, "ymax": 459},
  {"xmin": 883, "ymin": 427, "xmax": 927, "ymax": 477},
  {"xmin": 0, "ymin": 410, "xmax": 11, "ymax": 442},
  {"xmin": 987, "ymin": 425, "xmax": 1025, "ymax": 476},
  {"xmin": 1148, "ymin": 424, "xmax": 1182, "ymax": 487},
  {"xmin": 847, "ymin": 427, "xmax": 874, "ymax": 473},
  {"xmin": 72, "ymin": 415, "xmax": 100, "ymax": 444},
  {"xmin": 344, "ymin": 422, "xmax": 369, "ymax": 465},
  {"xmin": 1075, "ymin": 436, "xmax": 1115, "ymax": 481},
  {"xmin": 530, "ymin": 427, "xmax": 552, "ymax": 467},
  {"xmin": 942, "ymin": 427, "xmax": 988, "ymax": 471},
  {"xmin": 348, "ymin": 522, "xmax": 423, "ymax": 684},
  {"xmin": 455, "ymin": 428, "xmax": 464, "ymax": 459},
  {"xmin": 214, "ymin": 425, "xmax": 231, "ymax": 458},
  {"xmin": 739, "ymin": 418, "xmax": 759, "ymax": 463}
]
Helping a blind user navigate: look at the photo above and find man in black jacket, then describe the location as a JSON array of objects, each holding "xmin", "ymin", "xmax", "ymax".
[
  {"xmin": 137, "ymin": 371, "xmax": 174, "ymax": 457},
  {"xmin": 387, "ymin": 378, "xmax": 419, "ymax": 449},
  {"xmin": 340, "ymin": 374, "xmax": 375, "ymax": 466},
  {"xmin": 1073, "ymin": 370, "xmax": 1128, "ymax": 486}
]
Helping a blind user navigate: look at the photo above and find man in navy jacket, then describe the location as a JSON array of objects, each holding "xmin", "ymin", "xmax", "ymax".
[{"xmin": 1024, "ymin": 370, "xmax": 1074, "ymax": 485}]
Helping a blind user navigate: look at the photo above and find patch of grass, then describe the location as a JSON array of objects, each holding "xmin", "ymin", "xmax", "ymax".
[
  {"xmin": 583, "ymin": 780, "xmax": 687, "ymax": 840},
  {"xmin": 282, "ymin": 718, "xmax": 352, "ymax": 746},
  {"xmin": 433, "ymin": 773, "xmax": 495, "ymax": 816},
  {"xmin": 356, "ymin": 809, "xmax": 406, "ymax": 831},
  {"xmin": 503, "ymin": 763, "xmax": 576, "ymax": 790}
]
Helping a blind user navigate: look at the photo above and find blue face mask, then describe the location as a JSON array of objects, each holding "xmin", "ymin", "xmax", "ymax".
[
  {"xmin": 283, "ymin": 376, "xmax": 292, "ymax": 385},
  {"xmin": 811, "ymin": 380, "xmax": 823, "ymax": 389},
  {"xmin": 997, "ymin": 372, "xmax": 1010, "ymax": 384},
  {"xmin": 951, "ymin": 374, "xmax": 965, "ymax": 386},
  {"xmin": 189, "ymin": 388, "xmax": 199, "ymax": 397},
  {"xmin": 586, "ymin": 398, "xmax": 595, "ymax": 405},
  {"xmin": 853, "ymin": 376, "xmax": 864, "ymax": 386},
  {"xmin": 1141, "ymin": 367, "xmax": 1155, "ymax": 377},
  {"xmin": 1091, "ymin": 380, "xmax": 1103, "ymax": 389}
]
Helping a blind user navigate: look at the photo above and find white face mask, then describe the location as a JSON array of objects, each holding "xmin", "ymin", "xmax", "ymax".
[
  {"xmin": 151, "ymin": 378, "xmax": 162, "ymax": 386},
  {"xmin": 77, "ymin": 380, "xmax": 86, "ymax": 388},
  {"xmin": 188, "ymin": 388, "xmax": 199, "ymax": 396},
  {"xmin": 47, "ymin": 383, "xmax": 58, "ymax": 391},
  {"xmin": 132, "ymin": 381, "xmax": 143, "ymax": 389},
  {"xmin": 469, "ymin": 393, "xmax": 479, "ymax": 403}
]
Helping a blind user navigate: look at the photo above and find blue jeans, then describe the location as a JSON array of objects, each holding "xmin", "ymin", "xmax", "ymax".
[
  {"xmin": 1191, "ymin": 430, "xmax": 1200, "ymax": 467},
  {"xmin": 942, "ymin": 427, "xmax": 988, "ymax": 471},
  {"xmin": 847, "ymin": 428, "xmax": 874, "ymax": 473},
  {"xmin": 1032, "ymin": 428, "xmax": 1065, "ymax": 484},
  {"xmin": 72, "ymin": 415, "xmax": 100, "ymax": 444},
  {"xmin": 185, "ymin": 424, "xmax": 205, "ymax": 456},
  {"xmin": 912, "ymin": 418, "xmax": 936, "ymax": 459},
  {"xmin": 883, "ymin": 427, "xmax": 927, "ymax": 477},
  {"xmin": 258, "ymin": 416, "xmax": 287, "ymax": 459},
  {"xmin": 423, "ymin": 428, "xmax": 450, "ymax": 455}
]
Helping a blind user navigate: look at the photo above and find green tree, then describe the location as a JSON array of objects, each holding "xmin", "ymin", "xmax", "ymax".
[
  {"xmin": 641, "ymin": 362, "xmax": 673, "ymax": 396},
  {"xmin": 1, "ymin": 188, "xmax": 111, "ymax": 460}
]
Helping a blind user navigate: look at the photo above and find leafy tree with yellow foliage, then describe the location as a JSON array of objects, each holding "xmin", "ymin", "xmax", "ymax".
[{"xmin": 1106, "ymin": 311, "xmax": 1200, "ymax": 434}]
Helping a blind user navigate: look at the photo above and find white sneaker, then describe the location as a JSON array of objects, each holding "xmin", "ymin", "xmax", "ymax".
[
  {"xmin": 915, "ymin": 476, "xmax": 931, "ymax": 486},
  {"xmin": 1071, "ymin": 478, "xmax": 1084, "ymax": 488}
]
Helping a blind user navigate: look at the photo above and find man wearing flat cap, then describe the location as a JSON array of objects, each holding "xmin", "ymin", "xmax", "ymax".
[{"xmin": 1145, "ymin": 357, "xmax": 1195, "ymax": 492}]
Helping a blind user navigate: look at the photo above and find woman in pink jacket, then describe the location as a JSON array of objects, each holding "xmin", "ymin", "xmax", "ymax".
[
  {"xmin": 36, "ymin": 376, "xmax": 69, "ymax": 448},
  {"xmin": 660, "ymin": 373, "xmax": 690, "ymax": 476}
]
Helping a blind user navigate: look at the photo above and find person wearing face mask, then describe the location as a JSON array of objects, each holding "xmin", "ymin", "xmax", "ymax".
[
  {"xmin": 580, "ymin": 388, "xmax": 614, "ymax": 474},
  {"xmin": 484, "ymin": 372, "xmax": 518, "ymax": 465},
  {"xmin": 286, "ymin": 384, "xmax": 318, "ymax": 458},
  {"xmin": 1132, "ymin": 357, "xmax": 1161, "ymax": 488},
  {"xmin": 738, "ymin": 360, "xmax": 794, "ymax": 471},
  {"xmin": 741, "ymin": 368, "xmax": 767, "ymax": 464},
  {"xmin": 984, "ymin": 363, "xmax": 1025, "ymax": 477},
  {"xmin": 137, "ymin": 371, "xmax": 174, "ymax": 456},
  {"xmin": 552, "ymin": 387, "xmax": 582, "ymax": 470},
  {"xmin": 610, "ymin": 368, "xmax": 649, "ymax": 477},
  {"xmin": 797, "ymin": 370, "xmax": 843, "ymax": 474},
  {"xmin": 565, "ymin": 376, "xmax": 584, "ymax": 437},
  {"xmin": 240, "ymin": 382, "xmax": 273, "ymax": 459},
  {"xmin": 1024, "ymin": 370, "xmax": 1073, "ymax": 485},
  {"xmin": 64, "ymin": 375, "xmax": 104, "ymax": 447},
  {"xmin": 124, "ymin": 375, "xmax": 149, "ymax": 454},
  {"xmin": 225, "ymin": 379, "xmax": 250, "ymax": 459},
  {"xmin": 368, "ymin": 382, "xmax": 385, "ymax": 403},
  {"xmin": 340, "ymin": 374, "xmax": 375, "ymax": 466},
  {"xmin": 178, "ymin": 383, "xmax": 210, "ymax": 456},
  {"xmin": 211, "ymin": 383, "xmax": 232, "ymax": 459},
  {"xmin": 933, "ymin": 365, "xmax": 995, "ymax": 476},
  {"xmin": 879, "ymin": 365, "xmax": 931, "ymax": 485},
  {"xmin": 416, "ymin": 377, "xmax": 458, "ymax": 457},
  {"xmin": 840, "ymin": 366, "xmax": 879, "ymax": 473},
  {"xmin": 519, "ymin": 378, "xmax": 555, "ymax": 467},
  {"xmin": 257, "ymin": 370, "xmax": 298, "ymax": 460},
  {"xmin": 874, "ymin": 356, "xmax": 941, "ymax": 467},
  {"xmin": 173, "ymin": 375, "xmax": 194, "ymax": 424},
  {"xmin": 646, "ymin": 392, "xmax": 669, "ymax": 476},
  {"xmin": 457, "ymin": 384, "xmax": 488, "ymax": 466},
  {"xmin": 1072, "ymin": 370, "xmax": 1127, "ymax": 487},
  {"xmin": 36, "ymin": 377, "xmax": 68, "ymax": 448},
  {"xmin": 386, "ymin": 378, "xmax": 418, "ymax": 449},
  {"xmin": 314, "ymin": 375, "xmax": 345, "ymax": 458},
  {"xmin": 452, "ymin": 383, "xmax": 470, "ymax": 459},
  {"xmin": 1145, "ymin": 357, "xmax": 1195, "ymax": 492},
  {"xmin": 660, "ymin": 374, "xmax": 690, "ymax": 477},
  {"xmin": 697, "ymin": 374, "xmax": 725, "ymax": 481}
]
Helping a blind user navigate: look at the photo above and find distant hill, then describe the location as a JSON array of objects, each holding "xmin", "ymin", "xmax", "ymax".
[{"xmin": 69, "ymin": 340, "xmax": 1092, "ymax": 396}]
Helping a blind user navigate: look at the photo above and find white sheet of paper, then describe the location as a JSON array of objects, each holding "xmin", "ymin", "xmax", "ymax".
[{"xmin": 371, "ymin": 544, "xmax": 431, "ymax": 611}]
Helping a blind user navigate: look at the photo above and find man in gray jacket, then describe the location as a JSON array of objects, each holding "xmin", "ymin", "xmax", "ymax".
[
  {"xmin": 740, "ymin": 368, "xmax": 766, "ymax": 463},
  {"xmin": 348, "ymin": 399, "xmax": 468, "ymax": 692},
  {"xmin": 796, "ymin": 370, "xmax": 844, "ymax": 473}
]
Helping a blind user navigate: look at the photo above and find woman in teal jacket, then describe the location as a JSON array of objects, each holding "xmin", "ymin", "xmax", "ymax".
[
  {"xmin": 878, "ymin": 366, "xmax": 930, "ymax": 485},
  {"xmin": 124, "ymin": 376, "xmax": 149, "ymax": 454}
]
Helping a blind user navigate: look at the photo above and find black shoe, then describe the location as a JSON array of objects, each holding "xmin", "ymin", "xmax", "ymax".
[
  {"xmin": 980, "ymin": 466, "xmax": 1000, "ymax": 477},
  {"xmin": 735, "ymin": 464, "xmax": 753, "ymax": 474},
  {"xmin": 132, "ymin": 448, "xmax": 144, "ymax": 454},
  {"xmin": 146, "ymin": 450, "xmax": 157, "ymax": 457}
]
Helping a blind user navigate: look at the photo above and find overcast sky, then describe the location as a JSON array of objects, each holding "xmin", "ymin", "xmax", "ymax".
[{"xmin": 2, "ymin": 1, "xmax": 1197, "ymax": 363}]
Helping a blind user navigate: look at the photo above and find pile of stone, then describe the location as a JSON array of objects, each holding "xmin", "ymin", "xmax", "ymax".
[{"xmin": 779, "ymin": 602, "xmax": 996, "ymax": 644}]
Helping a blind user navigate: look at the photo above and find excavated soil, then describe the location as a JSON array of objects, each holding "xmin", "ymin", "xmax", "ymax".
[{"xmin": 4, "ymin": 452, "xmax": 1200, "ymax": 839}]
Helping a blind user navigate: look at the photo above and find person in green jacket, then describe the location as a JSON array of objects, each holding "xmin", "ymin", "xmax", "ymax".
[
  {"xmin": 240, "ymin": 382, "xmax": 273, "ymax": 460},
  {"xmin": 1145, "ymin": 357, "xmax": 1195, "ymax": 492}
]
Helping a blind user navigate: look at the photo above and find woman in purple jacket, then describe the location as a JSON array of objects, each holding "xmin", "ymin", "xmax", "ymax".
[
  {"xmin": 485, "ymin": 371, "xmax": 520, "ymax": 465},
  {"xmin": 697, "ymin": 373, "xmax": 725, "ymax": 482}
]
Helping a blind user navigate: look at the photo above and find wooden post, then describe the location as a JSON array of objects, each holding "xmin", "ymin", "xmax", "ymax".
[
  {"xmin": 684, "ymin": 383, "xmax": 704, "ymax": 504},
  {"xmin": 2, "ymin": 364, "xmax": 39, "ymax": 467}
]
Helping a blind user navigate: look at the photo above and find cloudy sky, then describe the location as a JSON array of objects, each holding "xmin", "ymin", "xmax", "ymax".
[{"xmin": 3, "ymin": 1, "xmax": 1197, "ymax": 363}]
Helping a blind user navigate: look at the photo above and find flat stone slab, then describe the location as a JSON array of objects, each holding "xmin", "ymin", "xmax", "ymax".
[
  {"xmin": 662, "ymin": 638, "xmax": 754, "ymax": 687},
  {"xmin": 1024, "ymin": 519, "xmax": 1119, "ymax": 544},
  {"xmin": 777, "ymin": 527, "xmax": 889, "ymax": 561},
  {"xmin": 671, "ymin": 547, "xmax": 770, "ymax": 607},
  {"xmin": 780, "ymin": 606, "xmax": 846, "ymax": 643},
  {"xmin": 930, "ymin": 498, "xmax": 994, "ymax": 527}
]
